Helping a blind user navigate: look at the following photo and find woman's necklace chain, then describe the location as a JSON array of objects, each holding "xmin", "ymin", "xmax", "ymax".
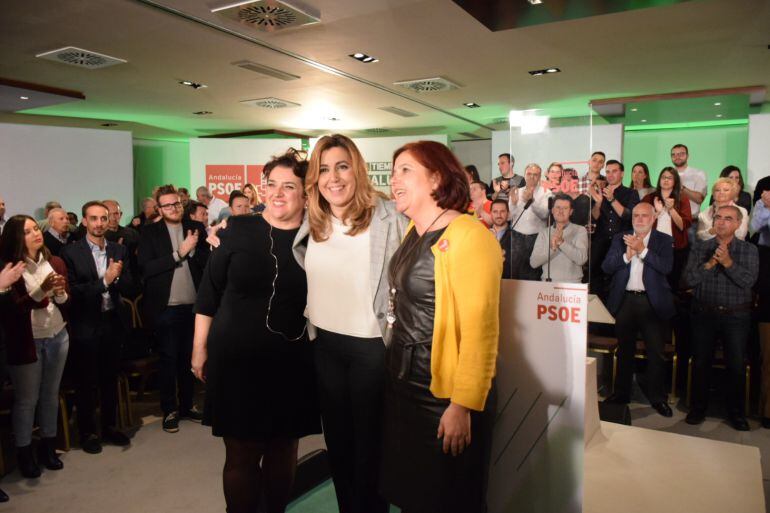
[{"xmin": 386, "ymin": 209, "xmax": 448, "ymax": 328}]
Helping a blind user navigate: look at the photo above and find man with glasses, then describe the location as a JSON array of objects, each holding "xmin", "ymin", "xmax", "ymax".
[
  {"xmin": 138, "ymin": 185, "xmax": 210, "ymax": 433},
  {"xmin": 684, "ymin": 205, "xmax": 758, "ymax": 430},
  {"xmin": 671, "ymin": 144, "xmax": 707, "ymax": 219}
]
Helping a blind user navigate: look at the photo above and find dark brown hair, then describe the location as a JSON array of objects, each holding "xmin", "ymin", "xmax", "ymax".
[
  {"xmin": 393, "ymin": 141, "xmax": 469, "ymax": 212},
  {"xmin": 81, "ymin": 200, "xmax": 109, "ymax": 218},
  {"xmin": 153, "ymin": 184, "xmax": 178, "ymax": 204},
  {"xmin": 0, "ymin": 214, "xmax": 51, "ymax": 264},
  {"xmin": 264, "ymin": 148, "xmax": 308, "ymax": 183}
]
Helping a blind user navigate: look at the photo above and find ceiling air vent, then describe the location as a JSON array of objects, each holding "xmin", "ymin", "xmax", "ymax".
[
  {"xmin": 232, "ymin": 60, "xmax": 300, "ymax": 81},
  {"xmin": 378, "ymin": 106, "xmax": 418, "ymax": 118},
  {"xmin": 35, "ymin": 46, "xmax": 127, "ymax": 69},
  {"xmin": 212, "ymin": 1, "xmax": 320, "ymax": 32},
  {"xmin": 240, "ymin": 97, "xmax": 301, "ymax": 109},
  {"xmin": 394, "ymin": 77, "xmax": 460, "ymax": 93},
  {"xmin": 362, "ymin": 128, "xmax": 391, "ymax": 134}
]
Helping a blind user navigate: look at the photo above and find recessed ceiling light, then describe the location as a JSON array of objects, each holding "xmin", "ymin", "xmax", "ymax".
[
  {"xmin": 714, "ymin": 102, "xmax": 722, "ymax": 106},
  {"xmin": 630, "ymin": 107, "xmax": 638, "ymax": 112},
  {"xmin": 716, "ymin": 114, "xmax": 723, "ymax": 118},
  {"xmin": 20, "ymin": 96, "xmax": 29, "ymax": 100},
  {"xmin": 529, "ymin": 67, "xmax": 560, "ymax": 76},
  {"xmin": 349, "ymin": 52, "xmax": 379, "ymax": 63},
  {"xmin": 464, "ymin": 102, "xmax": 481, "ymax": 108},
  {"xmin": 641, "ymin": 119, "xmax": 647, "ymax": 123},
  {"xmin": 193, "ymin": 111, "xmax": 213, "ymax": 115},
  {"xmin": 179, "ymin": 80, "xmax": 207, "ymax": 89},
  {"xmin": 528, "ymin": 0, "xmax": 543, "ymax": 4}
]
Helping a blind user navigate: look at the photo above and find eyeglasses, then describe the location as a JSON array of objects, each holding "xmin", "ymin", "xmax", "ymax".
[{"xmin": 159, "ymin": 202, "xmax": 183, "ymax": 210}]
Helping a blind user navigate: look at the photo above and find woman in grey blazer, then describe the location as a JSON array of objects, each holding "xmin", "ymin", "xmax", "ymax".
[{"xmin": 294, "ymin": 134, "xmax": 406, "ymax": 513}]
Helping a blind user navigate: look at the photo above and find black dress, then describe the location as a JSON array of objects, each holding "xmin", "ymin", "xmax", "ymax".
[
  {"xmin": 380, "ymin": 228, "xmax": 495, "ymax": 513},
  {"xmin": 194, "ymin": 215, "xmax": 321, "ymax": 439}
]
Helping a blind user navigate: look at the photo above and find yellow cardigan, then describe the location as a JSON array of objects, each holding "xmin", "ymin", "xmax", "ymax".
[{"xmin": 405, "ymin": 214, "xmax": 502, "ymax": 411}]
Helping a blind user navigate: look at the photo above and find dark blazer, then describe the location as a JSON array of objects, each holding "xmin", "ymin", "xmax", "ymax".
[
  {"xmin": 498, "ymin": 226, "xmax": 514, "ymax": 279},
  {"xmin": 43, "ymin": 230, "xmax": 72, "ymax": 257},
  {"xmin": 601, "ymin": 229, "xmax": 675, "ymax": 320},
  {"xmin": 60, "ymin": 238, "xmax": 134, "ymax": 339},
  {"xmin": 137, "ymin": 219, "xmax": 209, "ymax": 328},
  {"xmin": 0, "ymin": 256, "xmax": 70, "ymax": 365}
]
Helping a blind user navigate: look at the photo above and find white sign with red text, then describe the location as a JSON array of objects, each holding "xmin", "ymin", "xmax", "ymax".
[{"xmin": 488, "ymin": 279, "xmax": 587, "ymax": 513}]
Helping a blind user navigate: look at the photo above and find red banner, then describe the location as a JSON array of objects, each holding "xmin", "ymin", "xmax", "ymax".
[{"xmin": 205, "ymin": 165, "xmax": 245, "ymax": 201}]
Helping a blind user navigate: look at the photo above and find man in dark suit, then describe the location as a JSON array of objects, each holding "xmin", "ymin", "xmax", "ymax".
[
  {"xmin": 61, "ymin": 201, "xmax": 135, "ymax": 454},
  {"xmin": 588, "ymin": 160, "xmax": 640, "ymax": 300},
  {"xmin": 601, "ymin": 202, "xmax": 675, "ymax": 417},
  {"xmin": 43, "ymin": 208, "xmax": 73, "ymax": 257},
  {"xmin": 138, "ymin": 185, "xmax": 209, "ymax": 433}
]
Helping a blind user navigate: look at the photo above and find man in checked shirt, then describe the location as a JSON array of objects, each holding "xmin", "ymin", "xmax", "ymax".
[{"xmin": 684, "ymin": 204, "xmax": 759, "ymax": 431}]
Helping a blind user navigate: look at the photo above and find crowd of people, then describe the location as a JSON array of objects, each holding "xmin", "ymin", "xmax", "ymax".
[
  {"xmin": 0, "ymin": 137, "xmax": 768, "ymax": 512},
  {"xmin": 473, "ymin": 147, "xmax": 770, "ymax": 432}
]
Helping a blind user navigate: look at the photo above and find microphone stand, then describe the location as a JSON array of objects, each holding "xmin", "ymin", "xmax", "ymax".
[{"xmin": 545, "ymin": 195, "xmax": 555, "ymax": 282}]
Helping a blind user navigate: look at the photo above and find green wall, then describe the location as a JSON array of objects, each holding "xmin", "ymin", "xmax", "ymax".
[
  {"xmin": 133, "ymin": 139, "xmax": 190, "ymax": 213},
  {"xmin": 622, "ymin": 124, "xmax": 748, "ymax": 205}
]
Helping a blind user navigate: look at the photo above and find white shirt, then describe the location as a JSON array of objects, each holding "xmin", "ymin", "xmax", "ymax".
[
  {"xmin": 623, "ymin": 231, "xmax": 651, "ymax": 292},
  {"xmin": 678, "ymin": 166, "xmax": 708, "ymax": 215},
  {"xmin": 206, "ymin": 197, "xmax": 228, "ymax": 225},
  {"xmin": 23, "ymin": 255, "xmax": 67, "ymax": 339},
  {"xmin": 508, "ymin": 184, "xmax": 552, "ymax": 235},
  {"xmin": 656, "ymin": 209, "xmax": 673, "ymax": 236},
  {"xmin": 85, "ymin": 237, "xmax": 115, "ymax": 311},
  {"xmin": 305, "ymin": 217, "xmax": 381, "ymax": 338}
]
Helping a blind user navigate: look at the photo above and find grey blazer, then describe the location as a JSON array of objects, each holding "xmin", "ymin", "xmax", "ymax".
[{"xmin": 292, "ymin": 197, "xmax": 408, "ymax": 343}]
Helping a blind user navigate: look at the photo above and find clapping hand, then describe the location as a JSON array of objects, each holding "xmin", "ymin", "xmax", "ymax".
[
  {"xmin": 520, "ymin": 186, "xmax": 534, "ymax": 203},
  {"xmin": 179, "ymin": 229, "xmax": 199, "ymax": 257},
  {"xmin": 0, "ymin": 261, "xmax": 25, "ymax": 289},
  {"xmin": 551, "ymin": 225, "xmax": 564, "ymax": 251},
  {"xmin": 664, "ymin": 197, "xmax": 675, "ymax": 210},
  {"xmin": 105, "ymin": 258, "xmax": 123, "ymax": 285},
  {"xmin": 653, "ymin": 197, "xmax": 664, "ymax": 214},
  {"xmin": 623, "ymin": 233, "xmax": 644, "ymax": 259},
  {"xmin": 602, "ymin": 183, "xmax": 618, "ymax": 202},
  {"xmin": 589, "ymin": 184, "xmax": 603, "ymax": 204},
  {"xmin": 713, "ymin": 242, "xmax": 733, "ymax": 268}
]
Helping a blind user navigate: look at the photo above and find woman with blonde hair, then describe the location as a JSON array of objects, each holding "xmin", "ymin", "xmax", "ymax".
[
  {"xmin": 696, "ymin": 177, "xmax": 749, "ymax": 241},
  {"xmin": 299, "ymin": 134, "xmax": 406, "ymax": 513},
  {"xmin": 242, "ymin": 183, "xmax": 265, "ymax": 213}
]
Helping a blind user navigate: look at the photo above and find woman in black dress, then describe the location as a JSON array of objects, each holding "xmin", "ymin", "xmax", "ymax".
[{"xmin": 191, "ymin": 151, "xmax": 320, "ymax": 513}]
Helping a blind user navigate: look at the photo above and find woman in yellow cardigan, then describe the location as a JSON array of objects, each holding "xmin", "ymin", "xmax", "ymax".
[{"xmin": 380, "ymin": 141, "xmax": 502, "ymax": 513}]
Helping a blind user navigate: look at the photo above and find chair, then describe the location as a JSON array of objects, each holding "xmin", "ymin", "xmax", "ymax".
[
  {"xmin": 120, "ymin": 295, "xmax": 159, "ymax": 403},
  {"xmin": 686, "ymin": 348, "xmax": 751, "ymax": 415}
]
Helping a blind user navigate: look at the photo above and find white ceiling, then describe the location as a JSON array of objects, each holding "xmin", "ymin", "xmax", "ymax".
[{"xmin": 0, "ymin": 0, "xmax": 768, "ymax": 140}]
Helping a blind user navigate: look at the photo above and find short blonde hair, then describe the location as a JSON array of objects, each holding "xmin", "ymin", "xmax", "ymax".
[{"xmin": 712, "ymin": 177, "xmax": 739, "ymax": 197}]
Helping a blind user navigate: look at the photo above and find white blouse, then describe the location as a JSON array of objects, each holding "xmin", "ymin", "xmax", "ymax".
[
  {"xmin": 305, "ymin": 216, "xmax": 381, "ymax": 339},
  {"xmin": 23, "ymin": 255, "xmax": 67, "ymax": 339}
]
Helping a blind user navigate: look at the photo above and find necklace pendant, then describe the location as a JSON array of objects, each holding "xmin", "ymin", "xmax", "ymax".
[{"xmin": 386, "ymin": 312, "xmax": 396, "ymax": 327}]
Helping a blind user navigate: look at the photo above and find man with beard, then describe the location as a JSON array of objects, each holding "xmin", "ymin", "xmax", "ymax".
[
  {"xmin": 61, "ymin": 201, "xmax": 135, "ymax": 453},
  {"xmin": 602, "ymin": 202, "xmax": 675, "ymax": 417},
  {"xmin": 671, "ymin": 144, "xmax": 707, "ymax": 220},
  {"xmin": 103, "ymin": 199, "xmax": 140, "ymax": 295},
  {"xmin": 530, "ymin": 194, "xmax": 588, "ymax": 283},
  {"xmin": 138, "ymin": 185, "xmax": 209, "ymax": 433}
]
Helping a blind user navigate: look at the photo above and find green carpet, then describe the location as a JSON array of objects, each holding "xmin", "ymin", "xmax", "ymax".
[{"xmin": 287, "ymin": 480, "xmax": 400, "ymax": 513}]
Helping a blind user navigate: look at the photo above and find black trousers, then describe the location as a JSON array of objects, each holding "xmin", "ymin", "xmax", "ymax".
[
  {"xmin": 314, "ymin": 328, "xmax": 388, "ymax": 513},
  {"xmin": 614, "ymin": 292, "xmax": 667, "ymax": 404},
  {"xmin": 154, "ymin": 304, "xmax": 195, "ymax": 415},
  {"xmin": 71, "ymin": 310, "xmax": 125, "ymax": 436}
]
